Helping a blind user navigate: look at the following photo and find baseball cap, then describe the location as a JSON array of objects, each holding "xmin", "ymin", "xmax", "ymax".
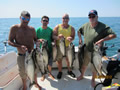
[{"xmin": 88, "ymin": 10, "xmax": 98, "ymax": 16}]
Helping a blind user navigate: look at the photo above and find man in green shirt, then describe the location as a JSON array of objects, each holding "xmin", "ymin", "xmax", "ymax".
[
  {"xmin": 36, "ymin": 16, "xmax": 54, "ymax": 81},
  {"xmin": 77, "ymin": 10, "xmax": 116, "ymax": 87}
]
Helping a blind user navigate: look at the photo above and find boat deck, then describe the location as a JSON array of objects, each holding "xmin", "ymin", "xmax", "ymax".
[
  {"xmin": 1, "ymin": 51, "xmax": 120, "ymax": 90},
  {"xmin": 28, "ymin": 66, "xmax": 103, "ymax": 90}
]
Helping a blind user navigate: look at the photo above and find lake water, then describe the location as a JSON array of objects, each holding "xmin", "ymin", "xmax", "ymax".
[{"xmin": 0, "ymin": 17, "xmax": 120, "ymax": 56}]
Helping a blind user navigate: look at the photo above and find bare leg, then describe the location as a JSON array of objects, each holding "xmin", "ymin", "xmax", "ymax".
[
  {"xmin": 56, "ymin": 60, "xmax": 63, "ymax": 79},
  {"xmin": 34, "ymin": 73, "xmax": 37, "ymax": 83},
  {"xmin": 66, "ymin": 57, "xmax": 71, "ymax": 71},
  {"xmin": 34, "ymin": 73, "xmax": 42, "ymax": 90},
  {"xmin": 91, "ymin": 72, "xmax": 97, "ymax": 87},
  {"xmin": 56, "ymin": 60, "xmax": 62, "ymax": 72},
  {"xmin": 22, "ymin": 78, "xmax": 27, "ymax": 90},
  {"xmin": 77, "ymin": 66, "xmax": 87, "ymax": 81},
  {"xmin": 66, "ymin": 57, "xmax": 76, "ymax": 77},
  {"xmin": 48, "ymin": 65, "xmax": 55, "ymax": 80}
]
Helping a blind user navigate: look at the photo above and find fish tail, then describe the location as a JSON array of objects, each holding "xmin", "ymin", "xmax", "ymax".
[
  {"xmin": 29, "ymin": 81, "xmax": 42, "ymax": 90},
  {"xmin": 29, "ymin": 81, "xmax": 36, "ymax": 88}
]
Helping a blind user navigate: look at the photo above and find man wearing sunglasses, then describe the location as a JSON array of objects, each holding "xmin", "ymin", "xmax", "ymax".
[
  {"xmin": 77, "ymin": 10, "xmax": 116, "ymax": 87},
  {"xmin": 36, "ymin": 16, "xmax": 55, "ymax": 81},
  {"xmin": 8, "ymin": 11, "xmax": 41, "ymax": 90},
  {"xmin": 53, "ymin": 14, "xmax": 76, "ymax": 79}
]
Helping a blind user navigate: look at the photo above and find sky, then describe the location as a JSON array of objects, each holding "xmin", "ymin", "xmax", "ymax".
[{"xmin": 0, "ymin": 0, "xmax": 120, "ymax": 18}]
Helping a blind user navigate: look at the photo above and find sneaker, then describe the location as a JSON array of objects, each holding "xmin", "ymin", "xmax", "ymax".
[
  {"xmin": 57, "ymin": 72, "xmax": 62, "ymax": 79},
  {"xmin": 67, "ymin": 71, "xmax": 76, "ymax": 78}
]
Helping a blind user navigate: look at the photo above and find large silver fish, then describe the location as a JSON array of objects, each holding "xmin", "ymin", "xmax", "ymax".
[
  {"xmin": 25, "ymin": 51, "xmax": 36, "ymax": 87},
  {"xmin": 41, "ymin": 40, "xmax": 49, "ymax": 73},
  {"xmin": 52, "ymin": 42, "xmax": 57, "ymax": 62},
  {"xmin": 32, "ymin": 47, "xmax": 46, "ymax": 75},
  {"xmin": 67, "ymin": 42, "xmax": 75, "ymax": 68},
  {"xmin": 78, "ymin": 44, "xmax": 85, "ymax": 72},
  {"xmin": 91, "ymin": 44, "xmax": 102, "ymax": 76},
  {"xmin": 59, "ymin": 37, "xmax": 66, "ymax": 57}
]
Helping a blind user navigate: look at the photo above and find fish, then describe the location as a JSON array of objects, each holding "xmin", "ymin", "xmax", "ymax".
[
  {"xmin": 59, "ymin": 37, "xmax": 66, "ymax": 57},
  {"xmin": 41, "ymin": 40, "xmax": 49, "ymax": 73},
  {"xmin": 78, "ymin": 44, "xmax": 85, "ymax": 72},
  {"xmin": 32, "ymin": 47, "xmax": 46, "ymax": 76},
  {"xmin": 25, "ymin": 51, "xmax": 36, "ymax": 87},
  {"xmin": 67, "ymin": 42, "xmax": 75, "ymax": 68},
  {"xmin": 91, "ymin": 44, "xmax": 102, "ymax": 76},
  {"xmin": 52, "ymin": 41, "xmax": 57, "ymax": 62}
]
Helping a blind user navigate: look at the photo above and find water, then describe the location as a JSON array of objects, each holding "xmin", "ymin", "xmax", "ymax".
[{"xmin": 0, "ymin": 17, "xmax": 120, "ymax": 56}]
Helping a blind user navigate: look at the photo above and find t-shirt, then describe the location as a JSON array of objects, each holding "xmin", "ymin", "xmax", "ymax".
[
  {"xmin": 78, "ymin": 22, "xmax": 116, "ymax": 52},
  {"xmin": 36, "ymin": 27, "xmax": 53, "ymax": 52}
]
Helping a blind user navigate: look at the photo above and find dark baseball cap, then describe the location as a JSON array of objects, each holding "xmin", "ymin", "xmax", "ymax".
[{"xmin": 88, "ymin": 10, "xmax": 98, "ymax": 16}]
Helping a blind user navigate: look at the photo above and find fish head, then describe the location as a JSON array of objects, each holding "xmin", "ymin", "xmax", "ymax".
[
  {"xmin": 25, "ymin": 50, "xmax": 32, "ymax": 60},
  {"xmin": 69, "ymin": 42, "xmax": 74, "ymax": 49},
  {"xmin": 42, "ymin": 40, "xmax": 48, "ymax": 48},
  {"xmin": 93, "ymin": 44, "xmax": 100, "ymax": 52},
  {"xmin": 60, "ymin": 37, "xmax": 65, "ymax": 43},
  {"xmin": 36, "ymin": 47, "xmax": 41, "ymax": 53}
]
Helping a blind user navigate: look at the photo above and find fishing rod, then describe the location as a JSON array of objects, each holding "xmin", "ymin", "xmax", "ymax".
[
  {"xmin": 3, "ymin": 39, "xmax": 8, "ymax": 54},
  {"xmin": 101, "ymin": 43, "xmax": 115, "ymax": 56}
]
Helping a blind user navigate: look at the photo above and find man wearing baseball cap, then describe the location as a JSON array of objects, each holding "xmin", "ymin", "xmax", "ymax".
[{"xmin": 77, "ymin": 10, "xmax": 116, "ymax": 87}]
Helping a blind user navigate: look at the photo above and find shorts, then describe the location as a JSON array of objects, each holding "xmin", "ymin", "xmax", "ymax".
[
  {"xmin": 56, "ymin": 46, "xmax": 69, "ymax": 61},
  {"xmin": 17, "ymin": 54, "xmax": 27, "ymax": 79},
  {"xmin": 83, "ymin": 47, "xmax": 97, "ymax": 72}
]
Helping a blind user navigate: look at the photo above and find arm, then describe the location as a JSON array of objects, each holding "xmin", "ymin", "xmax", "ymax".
[
  {"xmin": 33, "ymin": 28, "xmax": 37, "ymax": 42},
  {"xmin": 95, "ymin": 34, "xmax": 116, "ymax": 45},
  {"xmin": 66, "ymin": 26, "xmax": 75, "ymax": 42},
  {"xmin": 8, "ymin": 26, "xmax": 21, "ymax": 47},
  {"xmin": 52, "ymin": 25, "xmax": 63, "ymax": 40},
  {"xmin": 78, "ymin": 30, "xmax": 83, "ymax": 44}
]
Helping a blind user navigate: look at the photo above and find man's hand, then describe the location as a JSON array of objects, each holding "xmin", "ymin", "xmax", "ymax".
[
  {"xmin": 20, "ymin": 45, "xmax": 28, "ymax": 53},
  {"xmin": 58, "ymin": 34, "xmax": 64, "ymax": 40},
  {"xmin": 66, "ymin": 36, "xmax": 72, "ymax": 42},
  {"xmin": 95, "ymin": 39, "xmax": 104, "ymax": 47}
]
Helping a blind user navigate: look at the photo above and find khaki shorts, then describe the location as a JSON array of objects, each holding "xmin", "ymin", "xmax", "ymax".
[
  {"xmin": 56, "ymin": 46, "xmax": 69, "ymax": 61},
  {"xmin": 17, "ymin": 55, "xmax": 27, "ymax": 79},
  {"xmin": 83, "ymin": 47, "xmax": 97, "ymax": 72}
]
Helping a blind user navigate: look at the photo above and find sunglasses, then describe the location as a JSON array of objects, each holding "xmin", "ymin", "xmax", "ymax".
[
  {"xmin": 89, "ymin": 15, "xmax": 96, "ymax": 19},
  {"xmin": 62, "ymin": 17, "xmax": 69, "ymax": 19},
  {"xmin": 21, "ymin": 16, "xmax": 30, "ymax": 21},
  {"xmin": 43, "ymin": 20, "xmax": 48, "ymax": 22}
]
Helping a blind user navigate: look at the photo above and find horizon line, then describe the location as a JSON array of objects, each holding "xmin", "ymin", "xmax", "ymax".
[{"xmin": 0, "ymin": 16, "xmax": 120, "ymax": 18}]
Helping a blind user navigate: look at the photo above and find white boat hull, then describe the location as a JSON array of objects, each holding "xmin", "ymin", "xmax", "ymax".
[{"xmin": 0, "ymin": 48, "xmax": 120, "ymax": 90}]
